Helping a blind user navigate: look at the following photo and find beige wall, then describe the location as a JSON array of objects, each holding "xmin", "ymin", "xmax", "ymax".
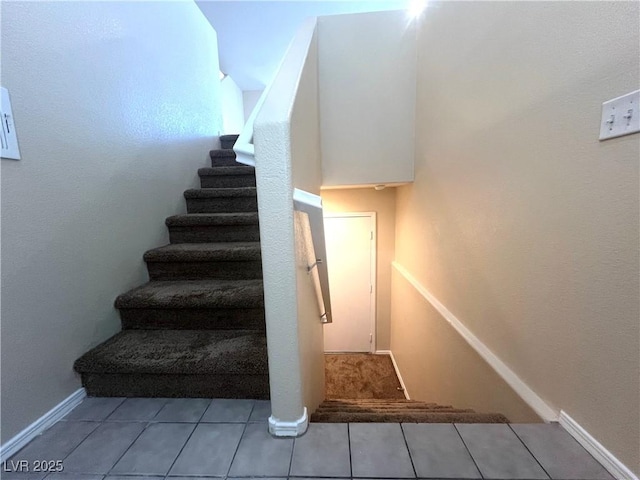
[
  {"xmin": 321, "ymin": 187, "xmax": 396, "ymax": 350},
  {"xmin": 1, "ymin": 0, "xmax": 222, "ymax": 443},
  {"xmin": 394, "ymin": 0, "xmax": 639, "ymax": 473},
  {"xmin": 391, "ymin": 268, "xmax": 540, "ymax": 422},
  {"xmin": 318, "ymin": 10, "xmax": 415, "ymax": 187}
]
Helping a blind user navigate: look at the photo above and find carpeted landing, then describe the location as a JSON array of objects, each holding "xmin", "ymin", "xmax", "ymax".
[
  {"xmin": 313, "ymin": 353, "xmax": 509, "ymax": 424},
  {"xmin": 74, "ymin": 134, "xmax": 270, "ymax": 399}
]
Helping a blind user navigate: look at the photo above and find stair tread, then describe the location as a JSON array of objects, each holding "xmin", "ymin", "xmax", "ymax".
[
  {"xmin": 184, "ymin": 187, "xmax": 256, "ymax": 198},
  {"xmin": 210, "ymin": 150, "xmax": 236, "ymax": 158},
  {"xmin": 144, "ymin": 243, "xmax": 261, "ymax": 263},
  {"xmin": 311, "ymin": 411, "xmax": 510, "ymax": 423},
  {"xmin": 74, "ymin": 329, "xmax": 268, "ymax": 375},
  {"xmin": 198, "ymin": 167, "xmax": 254, "ymax": 176},
  {"xmin": 166, "ymin": 212, "xmax": 259, "ymax": 226},
  {"xmin": 115, "ymin": 279, "xmax": 263, "ymax": 309}
]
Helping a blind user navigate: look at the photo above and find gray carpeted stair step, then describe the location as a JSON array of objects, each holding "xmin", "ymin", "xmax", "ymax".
[
  {"xmin": 116, "ymin": 279, "xmax": 264, "ymax": 330},
  {"xmin": 166, "ymin": 213, "xmax": 259, "ymax": 243},
  {"xmin": 144, "ymin": 243, "xmax": 262, "ymax": 281},
  {"xmin": 210, "ymin": 149, "xmax": 239, "ymax": 167},
  {"xmin": 220, "ymin": 134, "xmax": 239, "ymax": 150},
  {"xmin": 312, "ymin": 399, "xmax": 510, "ymax": 424},
  {"xmin": 198, "ymin": 167, "xmax": 256, "ymax": 188},
  {"xmin": 184, "ymin": 188, "xmax": 257, "ymax": 214},
  {"xmin": 310, "ymin": 411, "xmax": 510, "ymax": 423},
  {"xmin": 74, "ymin": 330, "xmax": 269, "ymax": 398}
]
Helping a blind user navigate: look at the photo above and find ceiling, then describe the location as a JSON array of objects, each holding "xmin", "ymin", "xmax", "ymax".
[{"xmin": 196, "ymin": 1, "xmax": 412, "ymax": 91}]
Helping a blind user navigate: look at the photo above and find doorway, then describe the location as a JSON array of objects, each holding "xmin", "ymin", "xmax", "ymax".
[{"xmin": 323, "ymin": 212, "xmax": 376, "ymax": 353}]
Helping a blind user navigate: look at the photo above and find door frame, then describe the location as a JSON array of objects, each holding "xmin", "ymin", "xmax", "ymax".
[{"xmin": 323, "ymin": 211, "xmax": 377, "ymax": 353}]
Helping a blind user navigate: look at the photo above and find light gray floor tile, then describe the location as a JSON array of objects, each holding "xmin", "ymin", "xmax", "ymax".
[
  {"xmin": 62, "ymin": 422, "xmax": 145, "ymax": 474},
  {"xmin": 105, "ymin": 398, "xmax": 168, "ymax": 422},
  {"xmin": 45, "ymin": 475, "xmax": 104, "ymax": 480},
  {"xmin": 0, "ymin": 474, "xmax": 48, "ymax": 480},
  {"xmin": 402, "ymin": 423, "xmax": 481, "ymax": 479},
  {"xmin": 228, "ymin": 423, "xmax": 293, "ymax": 477},
  {"xmin": 110, "ymin": 423, "xmax": 194, "ymax": 476},
  {"xmin": 169, "ymin": 423, "xmax": 244, "ymax": 476},
  {"xmin": 456, "ymin": 424, "xmax": 549, "ymax": 480},
  {"xmin": 248, "ymin": 400, "xmax": 271, "ymax": 423},
  {"xmin": 200, "ymin": 399, "xmax": 254, "ymax": 423},
  {"xmin": 63, "ymin": 398, "xmax": 125, "ymax": 421},
  {"xmin": 151, "ymin": 398, "xmax": 210, "ymax": 423},
  {"xmin": 350, "ymin": 423, "xmax": 415, "ymax": 478},
  {"xmin": 225, "ymin": 478, "xmax": 286, "ymax": 480},
  {"xmin": 511, "ymin": 424, "xmax": 613, "ymax": 480},
  {"xmin": 8, "ymin": 422, "xmax": 100, "ymax": 464},
  {"xmin": 290, "ymin": 423, "xmax": 351, "ymax": 477}
]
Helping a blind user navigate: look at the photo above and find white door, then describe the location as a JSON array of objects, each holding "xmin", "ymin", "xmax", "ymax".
[{"xmin": 323, "ymin": 213, "xmax": 376, "ymax": 352}]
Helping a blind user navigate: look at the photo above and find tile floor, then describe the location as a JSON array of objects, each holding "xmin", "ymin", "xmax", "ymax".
[{"xmin": 3, "ymin": 397, "xmax": 614, "ymax": 480}]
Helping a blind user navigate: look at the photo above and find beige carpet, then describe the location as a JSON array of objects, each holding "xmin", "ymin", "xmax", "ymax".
[{"xmin": 325, "ymin": 353, "xmax": 406, "ymax": 399}]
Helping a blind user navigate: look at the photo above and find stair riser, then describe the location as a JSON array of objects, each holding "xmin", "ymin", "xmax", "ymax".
[
  {"xmin": 220, "ymin": 138, "xmax": 237, "ymax": 150},
  {"xmin": 169, "ymin": 225, "xmax": 260, "ymax": 243},
  {"xmin": 81, "ymin": 373, "xmax": 269, "ymax": 399},
  {"xmin": 185, "ymin": 197, "xmax": 258, "ymax": 214},
  {"xmin": 147, "ymin": 261, "xmax": 263, "ymax": 281},
  {"xmin": 310, "ymin": 413, "xmax": 509, "ymax": 423},
  {"xmin": 211, "ymin": 156, "xmax": 240, "ymax": 167},
  {"xmin": 200, "ymin": 175, "xmax": 256, "ymax": 189},
  {"xmin": 120, "ymin": 308, "xmax": 266, "ymax": 330}
]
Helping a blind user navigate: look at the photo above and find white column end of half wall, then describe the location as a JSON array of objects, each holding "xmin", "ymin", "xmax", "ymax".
[
  {"xmin": 268, "ymin": 407, "xmax": 308, "ymax": 437},
  {"xmin": 0, "ymin": 388, "xmax": 87, "ymax": 462}
]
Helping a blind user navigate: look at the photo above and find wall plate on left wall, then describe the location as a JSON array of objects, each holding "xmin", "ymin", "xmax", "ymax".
[{"xmin": 1, "ymin": 87, "xmax": 21, "ymax": 160}]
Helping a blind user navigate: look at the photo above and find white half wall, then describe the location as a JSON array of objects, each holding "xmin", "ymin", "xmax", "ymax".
[
  {"xmin": 221, "ymin": 75, "xmax": 245, "ymax": 134},
  {"xmin": 254, "ymin": 18, "xmax": 324, "ymax": 431},
  {"xmin": 0, "ymin": 0, "xmax": 222, "ymax": 443},
  {"xmin": 318, "ymin": 10, "xmax": 416, "ymax": 187}
]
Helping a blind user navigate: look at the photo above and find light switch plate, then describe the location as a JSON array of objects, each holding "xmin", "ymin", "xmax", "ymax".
[
  {"xmin": 599, "ymin": 89, "xmax": 640, "ymax": 141},
  {"xmin": 1, "ymin": 87, "xmax": 21, "ymax": 160}
]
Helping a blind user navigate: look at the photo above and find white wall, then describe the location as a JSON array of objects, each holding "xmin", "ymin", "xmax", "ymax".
[
  {"xmin": 221, "ymin": 75, "xmax": 245, "ymax": 134},
  {"xmin": 395, "ymin": 1, "xmax": 639, "ymax": 474},
  {"xmin": 1, "ymin": 0, "xmax": 222, "ymax": 443},
  {"xmin": 253, "ymin": 18, "xmax": 324, "ymax": 431},
  {"xmin": 243, "ymin": 90, "xmax": 264, "ymax": 123},
  {"xmin": 318, "ymin": 10, "xmax": 416, "ymax": 187}
]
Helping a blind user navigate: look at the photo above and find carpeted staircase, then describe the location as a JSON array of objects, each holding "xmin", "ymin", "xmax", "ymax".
[
  {"xmin": 311, "ymin": 399, "xmax": 510, "ymax": 423},
  {"xmin": 74, "ymin": 135, "xmax": 270, "ymax": 399}
]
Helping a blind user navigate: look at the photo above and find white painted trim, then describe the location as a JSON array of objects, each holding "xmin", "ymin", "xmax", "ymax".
[
  {"xmin": 376, "ymin": 350, "xmax": 410, "ymax": 399},
  {"xmin": 293, "ymin": 188, "xmax": 322, "ymax": 210},
  {"xmin": 559, "ymin": 411, "xmax": 638, "ymax": 480},
  {"xmin": 324, "ymin": 212, "xmax": 377, "ymax": 353},
  {"xmin": 392, "ymin": 261, "xmax": 558, "ymax": 422},
  {"xmin": 268, "ymin": 407, "xmax": 308, "ymax": 437},
  {"xmin": 0, "ymin": 388, "xmax": 86, "ymax": 462}
]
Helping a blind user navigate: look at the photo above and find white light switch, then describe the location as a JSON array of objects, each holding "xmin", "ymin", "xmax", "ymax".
[
  {"xmin": 599, "ymin": 89, "xmax": 640, "ymax": 141},
  {"xmin": 1, "ymin": 87, "xmax": 21, "ymax": 160}
]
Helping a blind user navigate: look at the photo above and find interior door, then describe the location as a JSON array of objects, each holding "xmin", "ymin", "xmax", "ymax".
[{"xmin": 323, "ymin": 213, "xmax": 375, "ymax": 352}]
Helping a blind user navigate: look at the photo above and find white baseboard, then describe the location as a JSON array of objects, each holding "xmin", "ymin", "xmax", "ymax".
[
  {"xmin": 268, "ymin": 407, "xmax": 308, "ymax": 437},
  {"xmin": 376, "ymin": 350, "xmax": 410, "ymax": 399},
  {"xmin": 0, "ymin": 388, "xmax": 86, "ymax": 462},
  {"xmin": 392, "ymin": 261, "xmax": 558, "ymax": 422},
  {"xmin": 559, "ymin": 411, "xmax": 638, "ymax": 480}
]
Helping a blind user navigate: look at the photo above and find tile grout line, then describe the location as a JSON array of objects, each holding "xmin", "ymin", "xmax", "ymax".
[
  {"xmin": 225, "ymin": 401, "xmax": 255, "ymax": 478},
  {"xmin": 104, "ymin": 421, "xmax": 152, "ymax": 477},
  {"xmin": 287, "ymin": 435, "xmax": 296, "ymax": 478},
  {"xmin": 399, "ymin": 423, "xmax": 418, "ymax": 479},
  {"xmin": 161, "ymin": 421, "xmax": 200, "ymax": 477},
  {"xmin": 453, "ymin": 423, "xmax": 486, "ymax": 480},
  {"xmin": 508, "ymin": 423, "xmax": 552, "ymax": 480}
]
